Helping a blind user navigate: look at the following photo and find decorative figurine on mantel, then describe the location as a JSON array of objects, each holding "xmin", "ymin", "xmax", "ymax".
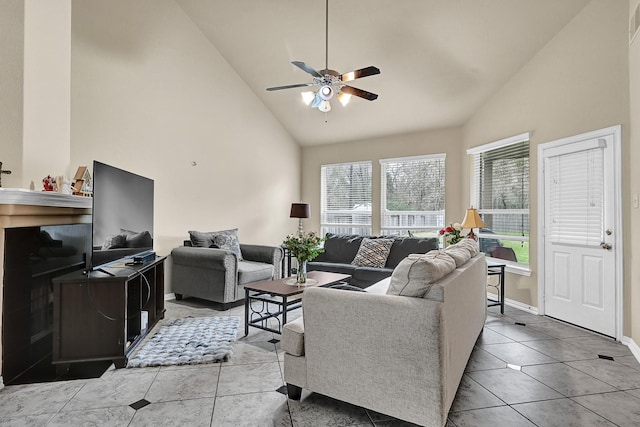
[
  {"xmin": 0, "ymin": 162, "xmax": 11, "ymax": 188},
  {"xmin": 42, "ymin": 175, "xmax": 56, "ymax": 192}
]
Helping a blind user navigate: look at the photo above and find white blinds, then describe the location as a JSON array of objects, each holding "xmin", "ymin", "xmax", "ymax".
[
  {"xmin": 380, "ymin": 154, "xmax": 445, "ymax": 235},
  {"xmin": 320, "ymin": 161, "xmax": 372, "ymax": 235},
  {"xmin": 470, "ymin": 136, "xmax": 530, "ymax": 264},
  {"xmin": 547, "ymin": 147, "xmax": 604, "ymax": 246}
]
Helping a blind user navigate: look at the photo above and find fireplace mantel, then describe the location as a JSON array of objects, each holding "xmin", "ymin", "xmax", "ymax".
[{"xmin": 0, "ymin": 188, "xmax": 91, "ymax": 209}]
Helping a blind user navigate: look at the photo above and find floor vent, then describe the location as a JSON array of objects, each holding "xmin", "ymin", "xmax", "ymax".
[{"xmin": 631, "ymin": 2, "xmax": 640, "ymax": 46}]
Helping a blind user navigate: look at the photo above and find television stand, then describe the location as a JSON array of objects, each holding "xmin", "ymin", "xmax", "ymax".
[{"xmin": 52, "ymin": 256, "xmax": 166, "ymax": 371}]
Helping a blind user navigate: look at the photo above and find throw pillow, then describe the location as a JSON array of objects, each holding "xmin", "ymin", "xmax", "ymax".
[
  {"xmin": 445, "ymin": 245, "xmax": 472, "ymax": 267},
  {"xmin": 102, "ymin": 234, "xmax": 127, "ymax": 250},
  {"xmin": 351, "ymin": 238, "xmax": 394, "ymax": 268},
  {"xmin": 386, "ymin": 251, "xmax": 456, "ymax": 297},
  {"xmin": 120, "ymin": 229, "xmax": 153, "ymax": 248},
  {"xmin": 454, "ymin": 238, "xmax": 480, "ymax": 256},
  {"xmin": 188, "ymin": 228, "xmax": 243, "ymax": 260}
]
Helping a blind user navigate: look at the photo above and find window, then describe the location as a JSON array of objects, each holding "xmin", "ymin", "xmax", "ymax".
[
  {"xmin": 380, "ymin": 154, "xmax": 445, "ymax": 237},
  {"xmin": 320, "ymin": 161, "xmax": 372, "ymax": 235},
  {"xmin": 468, "ymin": 133, "xmax": 530, "ymax": 267}
]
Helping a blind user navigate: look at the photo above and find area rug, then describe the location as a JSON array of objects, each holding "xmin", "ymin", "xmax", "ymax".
[{"xmin": 127, "ymin": 316, "xmax": 240, "ymax": 368}]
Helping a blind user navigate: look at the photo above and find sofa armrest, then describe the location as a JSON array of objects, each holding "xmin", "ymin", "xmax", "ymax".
[
  {"xmin": 170, "ymin": 246, "xmax": 237, "ymax": 272},
  {"xmin": 240, "ymin": 244, "xmax": 284, "ymax": 277},
  {"xmin": 299, "ymin": 287, "xmax": 444, "ymax": 424}
]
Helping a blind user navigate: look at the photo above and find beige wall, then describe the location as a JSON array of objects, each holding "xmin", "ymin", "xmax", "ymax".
[
  {"xmin": 464, "ymin": 0, "xmax": 631, "ymax": 327},
  {"xmin": 0, "ymin": 0, "xmax": 24, "ymax": 188},
  {"xmin": 22, "ymin": 0, "xmax": 73, "ymax": 186},
  {"xmin": 68, "ymin": 0, "xmax": 300, "ymax": 289},
  {"xmin": 629, "ymin": 0, "xmax": 640, "ymax": 345},
  {"xmin": 301, "ymin": 127, "xmax": 465, "ymax": 235}
]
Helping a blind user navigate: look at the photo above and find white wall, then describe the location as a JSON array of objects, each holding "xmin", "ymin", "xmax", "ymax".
[
  {"xmin": 464, "ymin": 0, "xmax": 631, "ymax": 320},
  {"xmin": 629, "ymin": 0, "xmax": 640, "ymax": 346},
  {"xmin": 302, "ymin": 127, "xmax": 465, "ymax": 235},
  {"xmin": 70, "ymin": 0, "xmax": 301, "ymax": 289},
  {"xmin": 0, "ymin": 0, "xmax": 24, "ymax": 188}
]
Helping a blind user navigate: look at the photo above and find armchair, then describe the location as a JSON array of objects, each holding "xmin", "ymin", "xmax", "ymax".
[{"xmin": 171, "ymin": 240, "xmax": 284, "ymax": 309}]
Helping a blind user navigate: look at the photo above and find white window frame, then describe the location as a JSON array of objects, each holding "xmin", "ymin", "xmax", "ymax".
[
  {"xmin": 379, "ymin": 154, "xmax": 446, "ymax": 237},
  {"xmin": 320, "ymin": 161, "xmax": 372, "ymax": 236},
  {"xmin": 467, "ymin": 132, "xmax": 531, "ymax": 275}
]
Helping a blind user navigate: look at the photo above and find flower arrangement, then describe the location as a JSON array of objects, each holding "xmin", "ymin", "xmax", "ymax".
[
  {"xmin": 282, "ymin": 231, "xmax": 326, "ymax": 262},
  {"xmin": 439, "ymin": 222, "xmax": 463, "ymax": 245},
  {"xmin": 282, "ymin": 231, "xmax": 325, "ymax": 284}
]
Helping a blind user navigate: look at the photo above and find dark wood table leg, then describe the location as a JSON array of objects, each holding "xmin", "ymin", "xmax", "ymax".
[{"xmin": 244, "ymin": 288, "xmax": 250, "ymax": 336}]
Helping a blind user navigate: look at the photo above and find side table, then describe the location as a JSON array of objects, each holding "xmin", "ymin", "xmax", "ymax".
[{"xmin": 487, "ymin": 261, "xmax": 506, "ymax": 314}]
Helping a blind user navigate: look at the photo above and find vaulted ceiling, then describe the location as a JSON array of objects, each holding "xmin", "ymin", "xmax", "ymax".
[{"xmin": 176, "ymin": 0, "xmax": 590, "ymax": 146}]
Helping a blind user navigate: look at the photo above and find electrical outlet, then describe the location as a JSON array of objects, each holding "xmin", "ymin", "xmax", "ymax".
[{"xmin": 634, "ymin": 193, "xmax": 639, "ymax": 208}]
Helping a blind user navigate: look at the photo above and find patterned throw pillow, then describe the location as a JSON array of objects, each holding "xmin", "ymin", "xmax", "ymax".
[
  {"xmin": 188, "ymin": 228, "xmax": 243, "ymax": 260},
  {"xmin": 351, "ymin": 238, "xmax": 394, "ymax": 268}
]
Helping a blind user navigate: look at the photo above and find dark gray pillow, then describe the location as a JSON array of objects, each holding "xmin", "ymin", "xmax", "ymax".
[
  {"xmin": 120, "ymin": 229, "xmax": 153, "ymax": 248},
  {"xmin": 188, "ymin": 228, "xmax": 243, "ymax": 260},
  {"xmin": 102, "ymin": 234, "xmax": 127, "ymax": 250}
]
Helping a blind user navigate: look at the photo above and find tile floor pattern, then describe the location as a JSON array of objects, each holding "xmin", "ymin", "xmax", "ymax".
[{"xmin": 1, "ymin": 300, "xmax": 640, "ymax": 426}]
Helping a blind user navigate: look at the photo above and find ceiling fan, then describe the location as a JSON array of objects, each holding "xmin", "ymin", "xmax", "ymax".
[{"xmin": 266, "ymin": 0, "xmax": 380, "ymax": 112}]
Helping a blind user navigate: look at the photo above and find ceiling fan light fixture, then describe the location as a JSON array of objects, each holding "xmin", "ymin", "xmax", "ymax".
[
  {"xmin": 301, "ymin": 91, "xmax": 315, "ymax": 105},
  {"xmin": 318, "ymin": 84, "xmax": 334, "ymax": 100},
  {"xmin": 318, "ymin": 100, "xmax": 331, "ymax": 112},
  {"xmin": 338, "ymin": 92, "xmax": 351, "ymax": 107}
]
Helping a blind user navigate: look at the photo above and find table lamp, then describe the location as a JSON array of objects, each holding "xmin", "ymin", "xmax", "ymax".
[
  {"xmin": 461, "ymin": 207, "xmax": 486, "ymax": 241},
  {"xmin": 290, "ymin": 203, "xmax": 310, "ymax": 235}
]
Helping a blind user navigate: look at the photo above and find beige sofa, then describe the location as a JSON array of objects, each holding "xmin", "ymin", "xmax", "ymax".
[{"xmin": 282, "ymin": 251, "xmax": 487, "ymax": 427}]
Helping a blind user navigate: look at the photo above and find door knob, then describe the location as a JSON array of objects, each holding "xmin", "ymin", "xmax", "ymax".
[{"xmin": 601, "ymin": 242, "xmax": 612, "ymax": 250}]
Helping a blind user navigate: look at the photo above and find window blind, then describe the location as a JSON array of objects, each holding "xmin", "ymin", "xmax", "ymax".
[
  {"xmin": 547, "ymin": 147, "xmax": 604, "ymax": 246},
  {"xmin": 320, "ymin": 161, "xmax": 372, "ymax": 235},
  {"xmin": 380, "ymin": 154, "xmax": 445, "ymax": 236},
  {"xmin": 469, "ymin": 136, "xmax": 530, "ymax": 265}
]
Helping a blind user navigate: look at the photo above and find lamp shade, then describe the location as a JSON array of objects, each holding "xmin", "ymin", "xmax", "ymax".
[
  {"xmin": 461, "ymin": 207, "xmax": 486, "ymax": 229},
  {"xmin": 290, "ymin": 203, "xmax": 310, "ymax": 219}
]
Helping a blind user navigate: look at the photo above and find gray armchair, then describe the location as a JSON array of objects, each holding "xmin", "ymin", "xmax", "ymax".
[{"xmin": 171, "ymin": 241, "xmax": 284, "ymax": 309}]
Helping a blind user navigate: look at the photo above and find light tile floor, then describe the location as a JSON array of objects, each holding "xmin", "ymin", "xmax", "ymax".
[{"xmin": 1, "ymin": 300, "xmax": 639, "ymax": 426}]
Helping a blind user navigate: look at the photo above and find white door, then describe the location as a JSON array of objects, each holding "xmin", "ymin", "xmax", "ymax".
[{"xmin": 539, "ymin": 126, "xmax": 621, "ymax": 338}]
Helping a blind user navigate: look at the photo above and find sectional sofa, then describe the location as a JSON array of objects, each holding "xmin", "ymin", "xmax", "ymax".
[
  {"xmin": 282, "ymin": 241, "xmax": 487, "ymax": 427},
  {"xmin": 307, "ymin": 233, "xmax": 439, "ymax": 288}
]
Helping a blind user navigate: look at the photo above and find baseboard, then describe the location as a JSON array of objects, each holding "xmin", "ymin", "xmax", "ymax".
[
  {"xmin": 621, "ymin": 336, "xmax": 640, "ymax": 363},
  {"xmin": 165, "ymin": 293, "xmax": 176, "ymax": 301},
  {"xmin": 487, "ymin": 292, "xmax": 539, "ymax": 315}
]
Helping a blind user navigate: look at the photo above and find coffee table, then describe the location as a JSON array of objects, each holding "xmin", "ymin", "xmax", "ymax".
[{"xmin": 244, "ymin": 271, "xmax": 351, "ymax": 336}]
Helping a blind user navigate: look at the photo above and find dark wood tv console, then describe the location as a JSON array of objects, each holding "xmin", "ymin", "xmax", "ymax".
[{"xmin": 52, "ymin": 256, "xmax": 166, "ymax": 372}]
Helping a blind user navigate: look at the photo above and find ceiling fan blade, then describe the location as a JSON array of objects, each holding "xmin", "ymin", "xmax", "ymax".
[
  {"xmin": 292, "ymin": 61, "xmax": 323, "ymax": 78},
  {"xmin": 341, "ymin": 85, "xmax": 378, "ymax": 101},
  {"xmin": 340, "ymin": 66, "xmax": 380, "ymax": 82},
  {"xmin": 266, "ymin": 82, "xmax": 315, "ymax": 91}
]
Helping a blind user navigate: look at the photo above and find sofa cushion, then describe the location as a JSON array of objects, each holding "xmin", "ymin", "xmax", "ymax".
[
  {"xmin": 352, "ymin": 238, "xmax": 394, "ymax": 268},
  {"xmin": 385, "ymin": 237, "xmax": 439, "ymax": 268},
  {"xmin": 444, "ymin": 245, "xmax": 472, "ymax": 267},
  {"xmin": 454, "ymin": 238, "xmax": 480, "ymax": 256},
  {"xmin": 314, "ymin": 233, "xmax": 371, "ymax": 263},
  {"xmin": 386, "ymin": 251, "xmax": 456, "ymax": 297},
  {"xmin": 189, "ymin": 228, "xmax": 243, "ymax": 260},
  {"xmin": 237, "ymin": 260, "xmax": 273, "ymax": 285},
  {"xmin": 351, "ymin": 267, "xmax": 394, "ymax": 289},
  {"xmin": 282, "ymin": 317, "xmax": 305, "ymax": 356},
  {"xmin": 307, "ymin": 261, "xmax": 357, "ymax": 276}
]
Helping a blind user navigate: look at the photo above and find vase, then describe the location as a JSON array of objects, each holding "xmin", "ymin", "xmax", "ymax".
[{"xmin": 297, "ymin": 260, "xmax": 308, "ymax": 284}]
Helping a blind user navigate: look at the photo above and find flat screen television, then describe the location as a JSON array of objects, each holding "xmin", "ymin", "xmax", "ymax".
[{"xmin": 88, "ymin": 161, "xmax": 154, "ymax": 271}]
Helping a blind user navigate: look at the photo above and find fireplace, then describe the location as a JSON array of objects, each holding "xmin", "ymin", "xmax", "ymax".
[{"xmin": 0, "ymin": 189, "xmax": 91, "ymax": 386}]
